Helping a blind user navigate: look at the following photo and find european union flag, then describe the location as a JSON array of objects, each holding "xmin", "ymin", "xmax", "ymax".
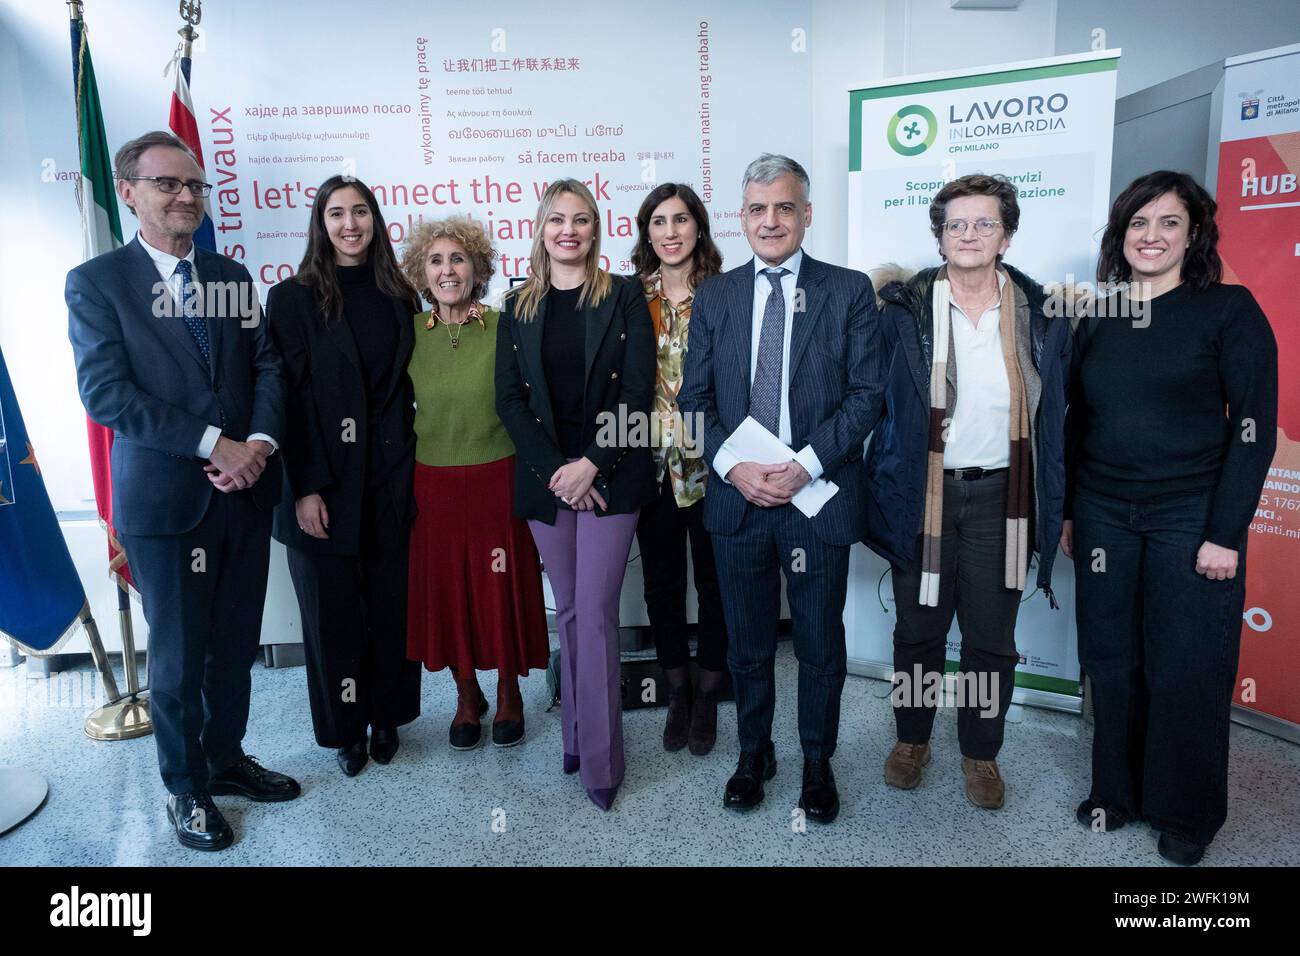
[{"xmin": 0, "ymin": 344, "xmax": 87, "ymax": 654}]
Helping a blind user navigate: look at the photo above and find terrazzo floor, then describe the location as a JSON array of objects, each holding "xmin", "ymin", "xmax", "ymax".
[{"xmin": 3, "ymin": 647, "xmax": 1298, "ymax": 867}]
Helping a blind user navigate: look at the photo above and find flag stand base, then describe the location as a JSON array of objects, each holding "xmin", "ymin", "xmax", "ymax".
[
  {"xmin": 0, "ymin": 767, "xmax": 49, "ymax": 835},
  {"xmin": 84, "ymin": 689, "xmax": 151, "ymax": 741}
]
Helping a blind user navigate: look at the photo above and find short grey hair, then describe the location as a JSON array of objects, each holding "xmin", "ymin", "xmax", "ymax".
[
  {"xmin": 741, "ymin": 153, "xmax": 810, "ymax": 201},
  {"xmin": 114, "ymin": 130, "xmax": 199, "ymax": 182}
]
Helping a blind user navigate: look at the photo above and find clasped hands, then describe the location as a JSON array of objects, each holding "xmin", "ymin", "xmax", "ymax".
[
  {"xmin": 203, "ymin": 436, "xmax": 273, "ymax": 493},
  {"xmin": 727, "ymin": 460, "xmax": 811, "ymax": 508},
  {"xmin": 549, "ymin": 458, "xmax": 607, "ymax": 511}
]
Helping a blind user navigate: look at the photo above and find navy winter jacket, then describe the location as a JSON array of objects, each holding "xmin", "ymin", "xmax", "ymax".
[{"xmin": 860, "ymin": 263, "xmax": 1072, "ymax": 601}]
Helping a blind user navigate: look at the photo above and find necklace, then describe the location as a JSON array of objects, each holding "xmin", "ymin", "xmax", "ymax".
[
  {"xmin": 955, "ymin": 285, "xmax": 999, "ymax": 318},
  {"xmin": 444, "ymin": 317, "xmax": 467, "ymax": 350}
]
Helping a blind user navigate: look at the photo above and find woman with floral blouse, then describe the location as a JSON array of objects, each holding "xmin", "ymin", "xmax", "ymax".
[{"xmin": 630, "ymin": 183, "xmax": 727, "ymax": 755}]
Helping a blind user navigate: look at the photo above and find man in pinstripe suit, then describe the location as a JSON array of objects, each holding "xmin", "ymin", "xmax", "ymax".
[{"xmin": 678, "ymin": 154, "xmax": 884, "ymax": 824}]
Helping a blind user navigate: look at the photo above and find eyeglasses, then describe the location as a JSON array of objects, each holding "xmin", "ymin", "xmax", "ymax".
[
  {"xmin": 943, "ymin": 218, "xmax": 1002, "ymax": 237},
  {"xmin": 123, "ymin": 176, "xmax": 213, "ymax": 198}
]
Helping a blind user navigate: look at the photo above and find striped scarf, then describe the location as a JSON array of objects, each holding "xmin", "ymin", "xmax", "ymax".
[{"xmin": 918, "ymin": 266, "xmax": 1032, "ymax": 606}]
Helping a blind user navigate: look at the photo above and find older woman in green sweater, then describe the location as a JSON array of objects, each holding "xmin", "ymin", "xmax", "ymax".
[{"xmin": 401, "ymin": 217, "xmax": 550, "ymax": 750}]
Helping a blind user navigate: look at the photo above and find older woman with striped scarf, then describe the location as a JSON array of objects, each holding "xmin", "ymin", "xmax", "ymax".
[{"xmin": 862, "ymin": 173, "xmax": 1071, "ymax": 810}]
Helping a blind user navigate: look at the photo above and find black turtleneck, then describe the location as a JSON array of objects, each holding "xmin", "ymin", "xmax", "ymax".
[{"xmin": 337, "ymin": 259, "xmax": 398, "ymax": 407}]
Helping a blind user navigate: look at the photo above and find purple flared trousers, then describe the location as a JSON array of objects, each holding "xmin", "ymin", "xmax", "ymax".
[{"xmin": 528, "ymin": 508, "xmax": 639, "ymax": 792}]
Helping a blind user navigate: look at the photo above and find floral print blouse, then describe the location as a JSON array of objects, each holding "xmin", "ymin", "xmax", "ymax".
[{"xmin": 643, "ymin": 272, "xmax": 709, "ymax": 508}]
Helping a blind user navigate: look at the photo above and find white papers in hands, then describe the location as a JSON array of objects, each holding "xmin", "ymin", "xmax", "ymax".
[{"xmin": 723, "ymin": 416, "xmax": 839, "ymax": 518}]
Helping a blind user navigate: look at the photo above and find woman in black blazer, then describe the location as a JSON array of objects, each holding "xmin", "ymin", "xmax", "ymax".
[
  {"xmin": 495, "ymin": 179, "xmax": 656, "ymax": 810},
  {"xmin": 267, "ymin": 175, "xmax": 423, "ymax": 777}
]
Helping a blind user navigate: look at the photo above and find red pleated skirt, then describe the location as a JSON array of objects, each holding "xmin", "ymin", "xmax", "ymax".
[{"xmin": 406, "ymin": 456, "xmax": 550, "ymax": 675}]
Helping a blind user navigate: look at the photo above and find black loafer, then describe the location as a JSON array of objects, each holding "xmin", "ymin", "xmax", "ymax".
[
  {"xmin": 723, "ymin": 740, "xmax": 776, "ymax": 811},
  {"xmin": 209, "ymin": 755, "xmax": 301, "ymax": 802},
  {"xmin": 1157, "ymin": 832, "xmax": 1207, "ymax": 866},
  {"xmin": 492, "ymin": 717, "xmax": 525, "ymax": 747},
  {"xmin": 1075, "ymin": 797, "xmax": 1131, "ymax": 832},
  {"xmin": 370, "ymin": 727, "xmax": 399, "ymax": 764},
  {"xmin": 450, "ymin": 695, "xmax": 489, "ymax": 751},
  {"xmin": 167, "ymin": 791, "xmax": 233, "ymax": 851},
  {"xmin": 337, "ymin": 741, "xmax": 368, "ymax": 777},
  {"xmin": 798, "ymin": 758, "xmax": 840, "ymax": 825}
]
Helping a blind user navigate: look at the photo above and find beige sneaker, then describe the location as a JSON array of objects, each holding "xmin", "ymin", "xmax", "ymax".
[
  {"xmin": 884, "ymin": 741, "xmax": 931, "ymax": 789},
  {"xmin": 961, "ymin": 757, "xmax": 1005, "ymax": 809}
]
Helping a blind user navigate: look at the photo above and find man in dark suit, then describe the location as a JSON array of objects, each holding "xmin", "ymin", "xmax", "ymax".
[
  {"xmin": 679, "ymin": 154, "xmax": 883, "ymax": 824},
  {"xmin": 66, "ymin": 131, "xmax": 299, "ymax": 851}
]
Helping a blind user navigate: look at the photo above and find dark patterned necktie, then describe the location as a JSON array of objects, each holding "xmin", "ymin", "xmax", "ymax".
[
  {"xmin": 172, "ymin": 258, "xmax": 211, "ymax": 368},
  {"xmin": 749, "ymin": 268, "xmax": 788, "ymax": 436}
]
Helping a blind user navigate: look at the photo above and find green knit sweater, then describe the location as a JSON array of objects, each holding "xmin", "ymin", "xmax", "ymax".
[{"xmin": 409, "ymin": 308, "xmax": 515, "ymax": 467}]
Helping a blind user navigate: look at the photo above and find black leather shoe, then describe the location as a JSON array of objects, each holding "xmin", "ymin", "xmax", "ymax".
[
  {"xmin": 1157, "ymin": 832, "xmax": 1207, "ymax": 866},
  {"xmin": 1075, "ymin": 798, "xmax": 1131, "ymax": 832},
  {"xmin": 370, "ymin": 728, "xmax": 399, "ymax": 764},
  {"xmin": 337, "ymin": 741, "xmax": 368, "ymax": 776},
  {"xmin": 450, "ymin": 696, "xmax": 489, "ymax": 751},
  {"xmin": 798, "ymin": 759, "xmax": 840, "ymax": 824},
  {"xmin": 209, "ymin": 754, "xmax": 301, "ymax": 802},
  {"xmin": 723, "ymin": 740, "xmax": 776, "ymax": 811},
  {"xmin": 492, "ymin": 717, "xmax": 525, "ymax": 747},
  {"xmin": 167, "ymin": 791, "xmax": 233, "ymax": 851}
]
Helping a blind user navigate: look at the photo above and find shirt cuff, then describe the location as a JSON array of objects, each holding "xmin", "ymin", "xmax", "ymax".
[
  {"xmin": 247, "ymin": 433, "xmax": 278, "ymax": 453},
  {"xmin": 197, "ymin": 425, "xmax": 222, "ymax": 460},
  {"xmin": 713, "ymin": 444, "xmax": 744, "ymax": 484},
  {"xmin": 794, "ymin": 444, "xmax": 823, "ymax": 483}
]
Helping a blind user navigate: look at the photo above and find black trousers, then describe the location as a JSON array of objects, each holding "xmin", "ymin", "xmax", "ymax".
[
  {"xmin": 712, "ymin": 503, "xmax": 849, "ymax": 760},
  {"xmin": 286, "ymin": 505, "xmax": 420, "ymax": 748},
  {"xmin": 890, "ymin": 472, "xmax": 1023, "ymax": 761},
  {"xmin": 635, "ymin": 474, "xmax": 727, "ymax": 672},
  {"xmin": 120, "ymin": 491, "xmax": 272, "ymax": 795},
  {"xmin": 1073, "ymin": 485, "xmax": 1247, "ymax": 846}
]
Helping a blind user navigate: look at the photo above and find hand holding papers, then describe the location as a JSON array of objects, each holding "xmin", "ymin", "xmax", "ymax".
[{"xmin": 723, "ymin": 417, "xmax": 839, "ymax": 518}]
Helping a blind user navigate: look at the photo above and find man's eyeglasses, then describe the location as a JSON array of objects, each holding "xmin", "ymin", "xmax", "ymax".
[
  {"xmin": 123, "ymin": 176, "xmax": 213, "ymax": 198},
  {"xmin": 943, "ymin": 218, "xmax": 1002, "ymax": 237}
]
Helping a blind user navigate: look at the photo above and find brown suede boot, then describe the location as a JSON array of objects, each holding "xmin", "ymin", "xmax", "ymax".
[
  {"xmin": 884, "ymin": 741, "xmax": 930, "ymax": 789},
  {"xmin": 961, "ymin": 757, "xmax": 1006, "ymax": 809},
  {"xmin": 662, "ymin": 666, "xmax": 691, "ymax": 752}
]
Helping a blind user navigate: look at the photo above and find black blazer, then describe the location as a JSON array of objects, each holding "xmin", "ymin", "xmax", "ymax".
[
  {"xmin": 495, "ymin": 274, "xmax": 656, "ymax": 523},
  {"xmin": 265, "ymin": 277, "xmax": 417, "ymax": 556},
  {"xmin": 66, "ymin": 237, "xmax": 284, "ymax": 536}
]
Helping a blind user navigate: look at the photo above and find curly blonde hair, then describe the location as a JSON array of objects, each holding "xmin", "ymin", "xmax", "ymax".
[{"xmin": 400, "ymin": 215, "xmax": 496, "ymax": 305}]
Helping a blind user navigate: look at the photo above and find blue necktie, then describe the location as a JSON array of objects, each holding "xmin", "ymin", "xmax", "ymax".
[
  {"xmin": 749, "ymin": 268, "xmax": 789, "ymax": 436},
  {"xmin": 172, "ymin": 258, "xmax": 211, "ymax": 368}
]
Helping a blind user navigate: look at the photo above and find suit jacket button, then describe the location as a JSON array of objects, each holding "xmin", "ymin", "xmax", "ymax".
[
  {"xmin": 513, "ymin": 344, "xmax": 518, "ymax": 351},
  {"xmin": 524, "ymin": 382, "xmax": 530, "ymax": 388},
  {"xmin": 620, "ymin": 332, "xmax": 626, "ymax": 340},
  {"xmin": 610, "ymin": 372, "xmax": 618, "ymax": 379}
]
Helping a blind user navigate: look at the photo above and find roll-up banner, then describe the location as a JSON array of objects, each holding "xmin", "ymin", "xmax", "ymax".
[
  {"xmin": 1214, "ymin": 43, "xmax": 1300, "ymax": 739},
  {"xmin": 844, "ymin": 50, "xmax": 1121, "ymax": 710}
]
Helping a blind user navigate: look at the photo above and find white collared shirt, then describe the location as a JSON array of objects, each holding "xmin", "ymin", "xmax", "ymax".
[
  {"xmin": 712, "ymin": 247, "xmax": 824, "ymax": 483},
  {"xmin": 136, "ymin": 232, "xmax": 277, "ymax": 460},
  {"xmin": 944, "ymin": 271, "xmax": 1010, "ymax": 469}
]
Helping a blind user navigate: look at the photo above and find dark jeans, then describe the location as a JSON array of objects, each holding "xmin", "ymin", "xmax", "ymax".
[
  {"xmin": 1073, "ymin": 485, "xmax": 1247, "ymax": 846},
  {"xmin": 890, "ymin": 471, "xmax": 1023, "ymax": 761},
  {"xmin": 635, "ymin": 474, "xmax": 727, "ymax": 672}
]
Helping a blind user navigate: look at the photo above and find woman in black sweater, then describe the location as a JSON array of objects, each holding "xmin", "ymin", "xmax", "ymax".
[
  {"xmin": 495, "ymin": 179, "xmax": 655, "ymax": 811},
  {"xmin": 1062, "ymin": 170, "xmax": 1278, "ymax": 865},
  {"xmin": 267, "ymin": 176, "xmax": 423, "ymax": 777}
]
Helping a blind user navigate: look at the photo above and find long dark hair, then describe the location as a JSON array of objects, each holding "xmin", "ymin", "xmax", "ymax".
[
  {"xmin": 631, "ymin": 183, "xmax": 722, "ymax": 289},
  {"xmin": 1097, "ymin": 170, "xmax": 1221, "ymax": 291},
  {"xmin": 295, "ymin": 175, "xmax": 419, "ymax": 320}
]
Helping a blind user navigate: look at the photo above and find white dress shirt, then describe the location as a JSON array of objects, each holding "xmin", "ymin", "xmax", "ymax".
[
  {"xmin": 137, "ymin": 232, "xmax": 277, "ymax": 460},
  {"xmin": 713, "ymin": 248, "xmax": 824, "ymax": 483},
  {"xmin": 944, "ymin": 271, "xmax": 1010, "ymax": 469}
]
